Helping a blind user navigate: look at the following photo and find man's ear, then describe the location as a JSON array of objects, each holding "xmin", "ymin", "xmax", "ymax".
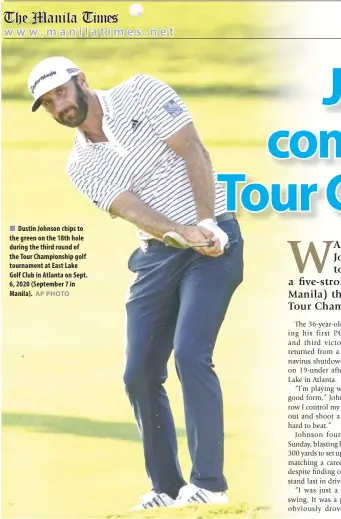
[{"xmin": 77, "ymin": 72, "xmax": 89, "ymax": 89}]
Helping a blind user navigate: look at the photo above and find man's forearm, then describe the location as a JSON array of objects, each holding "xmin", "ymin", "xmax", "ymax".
[
  {"xmin": 109, "ymin": 190, "xmax": 183, "ymax": 239},
  {"xmin": 185, "ymin": 142, "xmax": 216, "ymax": 222}
]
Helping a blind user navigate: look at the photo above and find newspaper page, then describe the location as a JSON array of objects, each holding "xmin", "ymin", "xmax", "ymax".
[{"xmin": 1, "ymin": 1, "xmax": 341, "ymax": 518}]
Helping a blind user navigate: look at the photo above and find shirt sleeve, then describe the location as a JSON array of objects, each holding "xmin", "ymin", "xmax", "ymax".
[
  {"xmin": 132, "ymin": 74, "xmax": 193, "ymax": 140},
  {"xmin": 67, "ymin": 156, "xmax": 130, "ymax": 217}
]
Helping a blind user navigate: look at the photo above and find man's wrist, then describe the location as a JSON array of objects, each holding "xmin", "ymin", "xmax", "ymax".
[
  {"xmin": 173, "ymin": 222, "xmax": 186, "ymax": 235},
  {"xmin": 197, "ymin": 212, "xmax": 216, "ymax": 223}
]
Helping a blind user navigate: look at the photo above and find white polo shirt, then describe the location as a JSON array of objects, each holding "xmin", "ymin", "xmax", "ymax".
[{"xmin": 67, "ymin": 74, "xmax": 227, "ymax": 240}]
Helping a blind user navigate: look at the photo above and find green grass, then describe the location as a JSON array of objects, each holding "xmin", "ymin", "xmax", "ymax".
[
  {"xmin": 2, "ymin": 91, "xmax": 290, "ymax": 518},
  {"xmin": 2, "ymin": 1, "xmax": 292, "ymax": 99},
  {"xmin": 112, "ymin": 502, "xmax": 276, "ymax": 518}
]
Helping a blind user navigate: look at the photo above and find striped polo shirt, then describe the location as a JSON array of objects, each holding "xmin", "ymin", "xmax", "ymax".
[{"xmin": 67, "ymin": 74, "xmax": 228, "ymax": 240}]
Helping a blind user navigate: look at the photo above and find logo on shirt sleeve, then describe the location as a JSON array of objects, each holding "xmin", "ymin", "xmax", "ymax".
[{"xmin": 163, "ymin": 99, "xmax": 184, "ymax": 118}]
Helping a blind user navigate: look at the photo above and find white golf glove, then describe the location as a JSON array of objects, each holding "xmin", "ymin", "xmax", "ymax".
[{"xmin": 197, "ymin": 218, "xmax": 229, "ymax": 252}]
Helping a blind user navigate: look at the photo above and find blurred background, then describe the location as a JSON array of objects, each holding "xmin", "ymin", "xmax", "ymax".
[
  {"xmin": 2, "ymin": 1, "xmax": 292, "ymax": 98},
  {"xmin": 2, "ymin": 1, "xmax": 298, "ymax": 517}
]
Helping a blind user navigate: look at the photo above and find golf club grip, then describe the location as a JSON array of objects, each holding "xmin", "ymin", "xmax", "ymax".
[{"xmin": 193, "ymin": 242, "xmax": 230, "ymax": 250}]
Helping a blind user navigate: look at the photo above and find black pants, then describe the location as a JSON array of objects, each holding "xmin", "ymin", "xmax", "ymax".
[{"xmin": 123, "ymin": 216, "xmax": 244, "ymax": 498}]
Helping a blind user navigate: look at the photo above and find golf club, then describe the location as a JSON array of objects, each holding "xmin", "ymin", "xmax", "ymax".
[{"xmin": 163, "ymin": 231, "xmax": 213, "ymax": 249}]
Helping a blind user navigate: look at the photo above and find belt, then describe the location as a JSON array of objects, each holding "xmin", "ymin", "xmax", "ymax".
[
  {"xmin": 143, "ymin": 212, "xmax": 236, "ymax": 248},
  {"xmin": 215, "ymin": 211, "xmax": 236, "ymax": 223}
]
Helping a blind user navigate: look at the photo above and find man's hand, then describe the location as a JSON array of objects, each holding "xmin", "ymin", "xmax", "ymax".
[{"xmin": 177, "ymin": 225, "xmax": 223, "ymax": 257}]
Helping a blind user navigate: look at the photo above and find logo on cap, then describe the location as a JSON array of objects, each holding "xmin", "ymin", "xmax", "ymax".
[{"xmin": 30, "ymin": 70, "xmax": 57, "ymax": 94}]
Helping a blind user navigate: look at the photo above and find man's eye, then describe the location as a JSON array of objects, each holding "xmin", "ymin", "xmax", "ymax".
[
  {"xmin": 57, "ymin": 87, "xmax": 64, "ymax": 95},
  {"xmin": 43, "ymin": 100, "xmax": 50, "ymax": 107}
]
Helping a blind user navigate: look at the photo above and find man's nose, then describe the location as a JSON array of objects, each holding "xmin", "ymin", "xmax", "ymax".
[{"xmin": 54, "ymin": 99, "xmax": 69, "ymax": 113}]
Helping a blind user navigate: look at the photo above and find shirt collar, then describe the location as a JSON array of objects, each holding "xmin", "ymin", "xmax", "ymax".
[
  {"xmin": 94, "ymin": 89, "xmax": 114, "ymax": 118},
  {"xmin": 76, "ymin": 89, "xmax": 113, "ymax": 147}
]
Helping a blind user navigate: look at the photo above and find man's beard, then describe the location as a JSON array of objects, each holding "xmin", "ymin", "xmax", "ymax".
[{"xmin": 55, "ymin": 83, "xmax": 89, "ymax": 128}]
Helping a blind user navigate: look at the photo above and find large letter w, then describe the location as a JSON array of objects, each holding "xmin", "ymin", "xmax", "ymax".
[{"xmin": 288, "ymin": 241, "xmax": 334, "ymax": 273}]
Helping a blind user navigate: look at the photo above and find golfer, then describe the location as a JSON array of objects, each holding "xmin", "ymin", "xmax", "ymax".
[{"xmin": 28, "ymin": 57, "xmax": 244, "ymax": 510}]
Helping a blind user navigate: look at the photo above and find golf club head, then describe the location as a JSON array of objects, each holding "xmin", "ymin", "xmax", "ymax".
[{"xmin": 163, "ymin": 231, "xmax": 212, "ymax": 249}]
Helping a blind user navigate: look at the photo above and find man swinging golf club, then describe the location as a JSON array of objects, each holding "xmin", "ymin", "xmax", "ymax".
[{"xmin": 28, "ymin": 56, "xmax": 244, "ymax": 509}]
